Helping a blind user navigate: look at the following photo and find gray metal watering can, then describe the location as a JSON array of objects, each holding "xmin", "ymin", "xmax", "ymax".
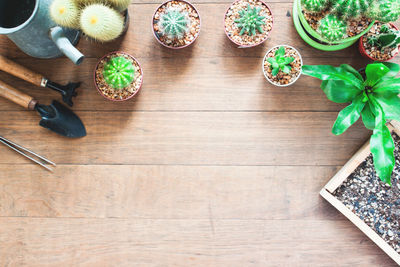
[{"xmin": 0, "ymin": 0, "xmax": 84, "ymax": 65}]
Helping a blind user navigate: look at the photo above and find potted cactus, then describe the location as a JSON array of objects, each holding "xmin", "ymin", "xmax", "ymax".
[
  {"xmin": 224, "ymin": 0, "xmax": 273, "ymax": 48},
  {"xmin": 292, "ymin": 0, "xmax": 400, "ymax": 51},
  {"xmin": 94, "ymin": 51, "xmax": 143, "ymax": 101},
  {"xmin": 263, "ymin": 45, "xmax": 302, "ymax": 86},
  {"xmin": 359, "ymin": 23, "xmax": 400, "ymax": 61},
  {"xmin": 50, "ymin": 0, "xmax": 131, "ymax": 42},
  {"xmin": 152, "ymin": 0, "xmax": 201, "ymax": 49}
]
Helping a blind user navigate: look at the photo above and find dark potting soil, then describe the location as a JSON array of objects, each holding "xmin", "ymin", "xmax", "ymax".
[
  {"xmin": 333, "ymin": 132, "xmax": 400, "ymax": 254},
  {"xmin": 0, "ymin": 0, "xmax": 36, "ymax": 29}
]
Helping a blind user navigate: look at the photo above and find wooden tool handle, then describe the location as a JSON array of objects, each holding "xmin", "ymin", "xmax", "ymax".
[
  {"xmin": 0, "ymin": 79, "xmax": 37, "ymax": 110},
  {"xmin": 0, "ymin": 55, "xmax": 44, "ymax": 86}
]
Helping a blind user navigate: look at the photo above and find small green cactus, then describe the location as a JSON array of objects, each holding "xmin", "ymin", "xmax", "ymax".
[
  {"xmin": 158, "ymin": 8, "xmax": 189, "ymax": 39},
  {"xmin": 80, "ymin": 4, "xmax": 124, "ymax": 42},
  {"xmin": 367, "ymin": 0, "xmax": 400, "ymax": 23},
  {"xmin": 301, "ymin": 0, "xmax": 329, "ymax": 13},
  {"xmin": 103, "ymin": 56, "xmax": 135, "ymax": 89},
  {"xmin": 318, "ymin": 14, "xmax": 348, "ymax": 42},
  {"xmin": 50, "ymin": 0, "xmax": 80, "ymax": 28},
  {"xmin": 267, "ymin": 46, "xmax": 295, "ymax": 76},
  {"xmin": 367, "ymin": 24, "xmax": 400, "ymax": 50},
  {"xmin": 234, "ymin": 4, "xmax": 266, "ymax": 36},
  {"xmin": 330, "ymin": 0, "xmax": 373, "ymax": 18},
  {"xmin": 107, "ymin": 0, "xmax": 131, "ymax": 12}
]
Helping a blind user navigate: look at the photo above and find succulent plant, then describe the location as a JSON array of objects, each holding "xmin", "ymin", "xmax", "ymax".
[
  {"xmin": 318, "ymin": 14, "xmax": 348, "ymax": 42},
  {"xmin": 50, "ymin": 0, "xmax": 80, "ymax": 28},
  {"xmin": 234, "ymin": 4, "xmax": 266, "ymax": 36},
  {"xmin": 80, "ymin": 4, "xmax": 124, "ymax": 42},
  {"xmin": 158, "ymin": 8, "xmax": 189, "ymax": 39},
  {"xmin": 367, "ymin": 0, "xmax": 400, "ymax": 23},
  {"xmin": 107, "ymin": 0, "xmax": 131, "ymax": 12},
  {"xmin": 301, "ymin": 0, "xmax": 329, "ymax": 13},
  {"xmin": 267, "ymin": 46, "xmax": 295, "ymax": 76},
  {"xmin": 330, "ymin": 0, "xmax": 373, "ymax": 18},
  {"xmin": 102, "ymin": 56, "xmax": 135, "ymax": 89},
  {"xmin": 367, "ymin": 24, "xmax": 400, "ymax": 50}
]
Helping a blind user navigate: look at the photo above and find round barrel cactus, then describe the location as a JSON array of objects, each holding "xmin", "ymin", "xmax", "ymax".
[
  {"xmin": 103, "ymin": 56, "xmax": 135, "ymax": 89},
  {"xmin": 302, "ymin": 0, "xmax": 329, "ymax": 13},
  {"xmin": 318, "ymin": 14, "xmax": 348, "ymax": 42},
  {"xmin": 158, "ymin": 8, "xmax": 189, "ymax": 39},
  {"xmin": 50, "ymin": 0, "xmax": 80, "ymax": 28}
]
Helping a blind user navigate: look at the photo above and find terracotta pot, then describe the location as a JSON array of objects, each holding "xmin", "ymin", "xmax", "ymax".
[
  {"xmin": 359, "ymin": 23, "xmax": 400, "ymax": 62},
  {"xmin": 223, "ymin": 0, "xmax": 273, "ymax": 48},
  {"xmin": 152, "ymin": 0, "xmax": 201, "ymax": 49},
  {"xmin": 94, "ymin": 51, "xmax": 143, "ymax": 102}
]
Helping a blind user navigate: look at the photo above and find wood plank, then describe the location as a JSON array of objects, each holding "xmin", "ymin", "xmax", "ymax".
[
  {"xmin": 0, "ymin": 4, "xmax": 389, "ymax": 60},
  {"xmin": 0, "ymin": 111, "xmax": 370, "ymax": 165},
  {"xmin": 0, "ymin": 218, "xmax": 396, "ymax": 266},
  {"xmin": 0, "ymin": 165, "xmax": 341, "ymax": 219}
]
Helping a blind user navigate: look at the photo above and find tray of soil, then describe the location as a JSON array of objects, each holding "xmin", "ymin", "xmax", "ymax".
[
  {"xmin": 224, "ymin": 0, "xmax": 273, "ymax": 48},
  {"xmin": 94, "ymin": 51, "xmax": 143, "ymax": 101},
  {"xmin": 320, "ymin": 121, "xmax": 400, "ymax": 265},
  {"xmin": 152, "ymin": 0, "xmax": 201, "ymax": 49},
  {"xmin": 262, "ymin": 45, "xmax": 302, "ymax": 87},
  {"xmin": 359, "ymin": 22, "xmax": 400, "ymax": 62},
  {"xmin": 293, "ymin": 0, "xmax": 400, "ymax": 51}
]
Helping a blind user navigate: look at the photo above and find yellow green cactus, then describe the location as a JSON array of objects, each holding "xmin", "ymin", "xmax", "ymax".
[{"xmin": 50, "ymin": 0, "xmax": 80, "ymax": 29}]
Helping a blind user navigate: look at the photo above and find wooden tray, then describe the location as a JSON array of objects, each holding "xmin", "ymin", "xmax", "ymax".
[{"xmin": 320, "ymin": 120, "xmax": 400, "ymax": 265}]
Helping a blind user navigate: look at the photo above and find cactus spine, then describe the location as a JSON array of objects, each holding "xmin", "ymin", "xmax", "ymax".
[
  {"xmin": 367, "ymin": 24, "xmax": 400, "ymax": 50},
  {"xmin": 330, "ymin": 0, "xmax": 373, "ymax": 18},
  {"xmin": 80, "ymin": 4, "xmax": 124, "ymax": 42},
  {"xmin": 103, "ymin": 56, "xmax": 135, "ymax": 89},
  {"xmin": 50, "ymin": 0, "xmax": 80, "ymax": 28},
  {"xmin": 107, "ymin": 0, "xmax": 131, "ymax": 12},
  {"xmin": 368, "ymin": 0, "xmax": 400, "ymax": 23},
  {"xmin": 234, "ymin": 4, "xmax": 266, "ymax": 36},
  {"xmin": 318, "ymin": 14, "xmax": 347, "ymax": 42},
  {"xmin": 301, "ymin": 0, "xmax": 329, "ymax": 13},
  {"xmin": 158, "ymin": 8, "xmax": 189, "ymax": 39}
]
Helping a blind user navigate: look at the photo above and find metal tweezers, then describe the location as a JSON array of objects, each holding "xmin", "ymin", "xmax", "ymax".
[{"xmin": 0, "ymin": 136, "xmax": 56, "ymax": 172}]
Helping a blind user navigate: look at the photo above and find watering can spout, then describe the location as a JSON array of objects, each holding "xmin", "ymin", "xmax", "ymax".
[{"xmin": 50, "ymin": 27, "xmax": 84, "ymax": 65}]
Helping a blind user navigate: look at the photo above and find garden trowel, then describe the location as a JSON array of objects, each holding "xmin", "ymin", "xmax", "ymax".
[{"xmin": 0, "ymin": 79, "xmax": 86, "ymax": 138}]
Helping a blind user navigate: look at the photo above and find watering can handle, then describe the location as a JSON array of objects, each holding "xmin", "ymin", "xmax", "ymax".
[
  {"xmin": 0, "ymin": 55, "xmax": 44, "ymax": 86},
  {"xmin": 0, "ymin": 79, "xmax": 37, "ymax": 110}
]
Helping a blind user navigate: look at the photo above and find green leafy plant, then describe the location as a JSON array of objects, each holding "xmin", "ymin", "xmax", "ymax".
[
  {"xmin": 330, "ymin": 0, "xmax": 373, "ymax": 18},
  {"xmin": 50, "ymin": 0, "xmax": 80, "ymax": 28},
  {"xmin": 103, "ymin": 56, "xmax": 135, "ymax": 89},
  {"xmin": 266, "ymin": 46, "xmax": 294, "ymax": 76},
  {"xmin": 318, "ymin": 14, "xmax": 347, "ymax": 43},
  {"xmin": 234, "ymin": 4, "xmax": 265, "ymax": 36},
  {"xmin": 367, "ymin": 24, "xmax": 400, "ymax": 51},
  {"xmin": 302, "ymin": 62, "xmax": 400, "ymax": 185},
  {"xmin": 302, "ymin": 0, "xmax": 329, "ymax": 13},
  {"xmin": 158, "ymin": 8, "xmax": 189, "ymax": 39}
]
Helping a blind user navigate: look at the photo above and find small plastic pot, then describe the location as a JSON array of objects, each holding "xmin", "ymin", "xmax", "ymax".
[
  {"xmin": 94, "ymin": 51, "xmax": 143, "ymax": 102},
  {"xmin": 262, "ymin": 45, "xmax": 303, "ymax": 87},
  {"xmin": 224, "ymin": 0, "xmax": 273, "ymax": 48},
  {"xmin": 359, "ymin": 23, "xmax": 400, "ymax": 62},
  {"xmin": 152, "ymin": 0, "xmax": 201, "ymax": 49}
]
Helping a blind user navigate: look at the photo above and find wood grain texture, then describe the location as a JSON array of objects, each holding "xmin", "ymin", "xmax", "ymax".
[{"xmin": 0, "ymin": 1, "xmax": 399, "ymax": 266}]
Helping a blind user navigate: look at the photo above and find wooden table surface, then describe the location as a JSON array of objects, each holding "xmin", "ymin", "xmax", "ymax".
[{"xmin": 0, "ymin": 1, "xmax": 399, "ymax": 266}]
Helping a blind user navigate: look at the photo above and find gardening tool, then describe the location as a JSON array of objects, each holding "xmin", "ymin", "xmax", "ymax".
[
  {"xmin": 0, "ymin": 135, "xmax": 56, "ymax": 171},
  {"xmin": 0, "ymin": 0, "xmax": 84, "ymax": 65},
  {"xmin": 0, "ymin": 79, "xmax": 86, "ymax": 138},
  {"xmin": 0, "ymin": 55, "xmax": 80, "ymax": 106}
]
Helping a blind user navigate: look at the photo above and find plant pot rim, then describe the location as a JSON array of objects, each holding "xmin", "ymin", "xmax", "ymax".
[
  {"xmin": 223, "ymin": 0, "xmax": 273, "ymax": 48},
  {"xmin": 295, "ymin": 0, "xmax": 375, "ymax": 45},
  {"xmin": 262, "ymin": 44, "xmax": 303, "ymax": 87},
  {"xmin": 359, "ymin": 22, "xmax": 400, "ymax": 62},
  {"xmin": 152, "ymin": 0, "xmax": 201, "ymax": 50},
  {"xmin": 94, "ymin": 51, "xmax": 143, "ymax": 102}
]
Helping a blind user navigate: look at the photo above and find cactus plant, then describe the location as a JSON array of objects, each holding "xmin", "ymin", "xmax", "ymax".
[
  {"xmin": 266, "ymin": 46, "xmax": 295, "ymax": 76},
  {"xmin": 318, "ymin": 14, "xmax": 348, "ymax": 42},
  {"xmin": 234, "ymin": 4, "xmax": 266, "ymax": 36},
  {"xmin": 330, "ymin": 0, "xmax": 373, "ymax": 18},
  {"xmin": 158, "ymin": 8, "xmax": 189, "ymax": 39},
  {"xmin": 102, "ymin": 56, "xmax": 135, "ymax": 89},
  {"xmin": 301, "ymin": 0, "xmax": 329, "ymax": 13},
  {"xmin": 367, "ymin": 25, "xmax": 400, "ymax": 50},
  {"xmin": 50, "ymin": 0, "xmax": 80, "ymax": 28},
  {"xmin": 368, "ymin": 0, "xmax": 400, "ymax": 23},
  {"xmin": 107, "ymin": 0, "xmax": 131, "ymax": 12},
  {"xmin": 80, "ymin": 4, "xmax": 124, "ymax": 42}
]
